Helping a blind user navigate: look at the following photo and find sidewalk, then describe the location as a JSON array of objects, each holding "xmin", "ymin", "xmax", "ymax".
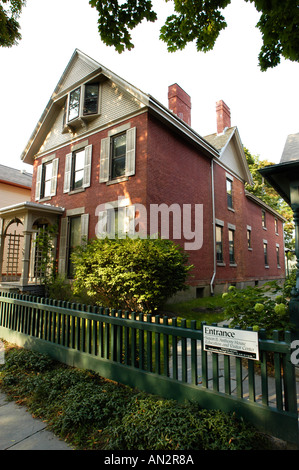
[{"xmin": 0, "ymin": 392, "xmax": 73, "ymax": 450}]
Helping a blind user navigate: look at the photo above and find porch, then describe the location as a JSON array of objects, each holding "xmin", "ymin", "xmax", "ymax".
[{"xmin": 0, "ymin": 201, "xmax": 64, "ymax": 294}]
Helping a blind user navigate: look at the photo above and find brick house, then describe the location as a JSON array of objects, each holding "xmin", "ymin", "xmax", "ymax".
[{"xmin": 0, "ymin": 50, "xmax": 286, "ymax": 297}]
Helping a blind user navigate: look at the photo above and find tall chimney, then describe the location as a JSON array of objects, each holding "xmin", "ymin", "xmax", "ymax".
[
  {"xmin": 168, "ymin": 84, "xmax": 191, "ymax": 126},
  {"xmin": 216, "ymin": 100, "xmax": 231, "ymax": 134}
]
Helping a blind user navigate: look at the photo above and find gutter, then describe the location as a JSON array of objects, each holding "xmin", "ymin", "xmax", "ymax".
[{"xmin": 210, "ymin": 159, "xmax": 216, "ymax": 295}]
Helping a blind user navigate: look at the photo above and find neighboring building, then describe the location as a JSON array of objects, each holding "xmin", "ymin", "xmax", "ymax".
[
  {"xmin": 0, "ymin": 165, "xmax": 32, "ymax": 282},
  {"xmin": 0, "ymin": 50, "xmax": 286, "ymax": 296},
  {"xmin": 0, "ymin": 164, "xmax": 32, "ymax": 208}
]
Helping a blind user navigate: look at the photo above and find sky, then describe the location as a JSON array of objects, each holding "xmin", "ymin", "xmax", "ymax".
[{"xmin": 0, "ymin": 0, "xmax": 298, "ymax": 173}]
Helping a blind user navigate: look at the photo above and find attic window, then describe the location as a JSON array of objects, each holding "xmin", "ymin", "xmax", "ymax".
[{"xmin": 64, "ymin": 82, "xmax": 100, "ymax": 129}]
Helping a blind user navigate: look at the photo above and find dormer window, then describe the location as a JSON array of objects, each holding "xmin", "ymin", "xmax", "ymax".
[{"xmin": 64, "ymin": 82, "xmax": 100, "ymax": 130}]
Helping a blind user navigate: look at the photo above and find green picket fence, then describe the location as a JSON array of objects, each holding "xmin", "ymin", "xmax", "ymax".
[{"xmin": 0, "ymin": 291, "xmax": 298, "ymax": 446}]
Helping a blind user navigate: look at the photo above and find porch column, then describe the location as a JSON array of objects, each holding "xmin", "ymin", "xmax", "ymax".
[{"xmin": 20, "ymin": 230, "xmax": 32, "ymax": 287}]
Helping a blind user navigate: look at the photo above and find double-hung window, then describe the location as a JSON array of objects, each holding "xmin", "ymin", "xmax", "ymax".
[
  {"xmin": 100, "ymin": 125, "xmax": 136, "ymax": 183},
  {"xmin": 228, "ymin": 228, "xmax": 235, "ymax": 264},
  {"xmin": 216, "ymin": 225, "xmax": 224, "ymax": 263},
  {"xmin": 35, "ymin": 156, "xmax": 59, "ymax": 201},
  {"xmin": 263, "ymin": 241, "xmax": 268, "ymax": 266},
  {"xmin": 262, "ymin": 210, "xmax": 266, "ymax": 229},
  {"xmin": 63, "ymin": 144, "xmax": 92, "ymax": 193},
  {"xmin": 226, "ymin": 177, "xmax": 233, "ymax": 209}
]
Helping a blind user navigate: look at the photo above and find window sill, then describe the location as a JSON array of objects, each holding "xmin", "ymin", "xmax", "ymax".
[
  {"xmin": 106, "ymin": 176, "xmax": 129, "ymax": 186},
  {"xmin": 229, "ymin": 263, "xmax": 237, "ymax": 267},
  {"xmin": 217, "ymin": 262, "xmax": 226, "ymax": 267},
  {"xmin": 39, "ymin": 196, "xmax": 52, "ymax": 202},
  {"xmin": 265, "ymin": 265, "xmax": 269, "ymax": 269},
  {"xmin": 248, "ymin": 247, "xmax": 253, "ymax": 251},
  {"xmin": 228, "ymin": 207, "xmax": 235, "ymax": 213},
  {"xmin": 263, "ymin": 226, "xmax": 267, "ymax": 231},
  {"xmin": 68, "ymin": 188, "xmax": 85, "ymax": 195}
]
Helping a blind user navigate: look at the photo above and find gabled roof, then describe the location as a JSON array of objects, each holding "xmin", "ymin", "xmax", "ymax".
[
  {"xmin": 20, "ymin": 49, "xmax": 218, "ymax": 165},
  {"xmin": 204, "ymin": 126, "xmax": 253, "ymax": 184},
  {"xmin": 0, "ymin": 164, "xmax": 32, "ymax": 189}
]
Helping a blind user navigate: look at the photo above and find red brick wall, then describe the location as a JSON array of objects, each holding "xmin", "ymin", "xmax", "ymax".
[
  {"xmin": 213, "ymin": 160, "xmax": 285, "ymax": 288},
  {"xmin": 146, "ymin": 114, "xmax": 214, "ymax": 287},
  {"xmin": 32, "ymin": 113, "xmax": 150, "ymax": 240}
]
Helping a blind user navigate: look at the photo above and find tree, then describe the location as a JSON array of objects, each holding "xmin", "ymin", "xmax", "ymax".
[
  {"xmin": 88, "ymin": 0, "xmax": 299, "ymax": 71},
  {"xmin": 244, "ymin": 147, "xmax": 295, "ymax": 250},
  {"xmin": 0, "ymin": 0, "xmax": 26, "ymax": 47}
]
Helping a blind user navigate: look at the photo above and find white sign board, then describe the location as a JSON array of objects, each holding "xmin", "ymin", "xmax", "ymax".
[{"xmin": 203, "ymin": 325, "xmax": 259, "ymax": 360}]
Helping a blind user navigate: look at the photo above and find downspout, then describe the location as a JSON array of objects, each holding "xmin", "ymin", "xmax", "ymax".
[{"xmin": 210, "ymin": 159, "xmax": 216, "ymax": 295}]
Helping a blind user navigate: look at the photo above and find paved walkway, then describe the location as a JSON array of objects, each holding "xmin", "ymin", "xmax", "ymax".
[{"xmin": 0, "ymin": 392, "xmax": 73, "ymax": 450}]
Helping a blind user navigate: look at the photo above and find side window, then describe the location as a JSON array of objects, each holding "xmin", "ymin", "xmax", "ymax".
[
  {"xmin": 100, "ymin": 127, "xmax": 136, "ymax": 183},
  {"xmin": 262, "ymin": 210, "xmax": 266, "ymax": 228},
  {"xmin": 228, "ymin": 228, "xmax": 235, "ymax": 264},
  {"xmin": 35, "ymin": 158, "xmax": 59, "ymax": 201},
  {"xmin": 63, "ymin": 145, "xmax": 92, "ymax": 193},
  {"xmin": 216, "ymin": 225, "xmax": 223, "ymax": 263},
  {"xmin": 263, "ymin": 241, "xmax": 268, "ymax": 266},
  {"xmin": 247, "ymin": 226, "xmax": 252, "ymax": 249},
  {"xmin": 226, "ymin": 178, "xmax": 233, "ymax": 209}
]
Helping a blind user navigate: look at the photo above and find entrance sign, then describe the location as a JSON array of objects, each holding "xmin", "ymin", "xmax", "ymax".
[{"xmin": 203, "ymin": 325, "xmax": 259, "ymax": 360}]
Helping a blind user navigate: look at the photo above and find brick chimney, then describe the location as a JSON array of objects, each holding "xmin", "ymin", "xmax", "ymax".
[
  {"xmin": 216, "ymin": 100, "xmax": 231, "ymax": 134},
  {"xmin": 168, "ymin": 84, "xmax": 191, "ymax": 126}
]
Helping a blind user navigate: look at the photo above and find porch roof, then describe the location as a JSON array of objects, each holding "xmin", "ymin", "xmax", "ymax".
[{"xmin": 0, "ymin": 201, "xmax": 64, "ymax": 219}]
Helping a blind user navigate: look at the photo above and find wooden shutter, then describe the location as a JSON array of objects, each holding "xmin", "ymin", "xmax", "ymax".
[
  {"xmin": 80, "ymin": 213, "xmax": 89, "ymax": 243},
  {"xmin": 83, "ymin": 145, "xmax": 92, "ymax": 188},
  {"xmin": 99, "ymin": 137, "xmax": 110, "ymax": 183},
  {"xmin": 58, "ymin": 217, "xmax": 68, "ymax": 275},
  {"xmin": 125, "ymin": 127, "xmax": 136, "ymax": 176},
  {"xmin": 96, "ymin": 210, "xmax": 108, "ymax": 237},
  {"xmin": 35, "ymin": 165, "xmax": 42, "ymax": 201},
  {"xmin": 63, "ymin": 153, "xmax": 72, "ymax": 193},
  {"xmin": 125, "ymin": 205, "xmax": 136, "ymax": 235},
  {"xmin": 50, "ymin": 158, "xmax": 59, "ymax": 196}
]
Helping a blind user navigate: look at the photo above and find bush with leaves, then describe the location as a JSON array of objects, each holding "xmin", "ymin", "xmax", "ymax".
[
  {"xmin": 221, "ymin": 283, "xmax": 291, "ymax": 336},
  {"xmin": 71, "ymin": 236, "xmax": 193, "ymax": 313}
]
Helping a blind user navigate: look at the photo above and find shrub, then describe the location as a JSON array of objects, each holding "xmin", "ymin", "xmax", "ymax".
[
  {"xmin": 0, "ymin": 346, "xmax": 273, "ymax": 450},
  {"xmin": 221, "ymin": 283, "xmax": 291, "ymax": 336},
  {"xmin": 105, "ymin": 396, "xmax": 259, "ymax": 450},
  {"xmin": 71, "ymin": 236, "xmax": 193, "ymax": 313}
]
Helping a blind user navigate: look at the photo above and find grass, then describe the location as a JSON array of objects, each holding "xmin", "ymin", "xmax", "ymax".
[
  {"xmin": 0, "ymin": 341, "xmax": 280, "ymax": 451},
  {"xmin": 165, "ymin": 294, "xmax": 229, "ymax": 325}
]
